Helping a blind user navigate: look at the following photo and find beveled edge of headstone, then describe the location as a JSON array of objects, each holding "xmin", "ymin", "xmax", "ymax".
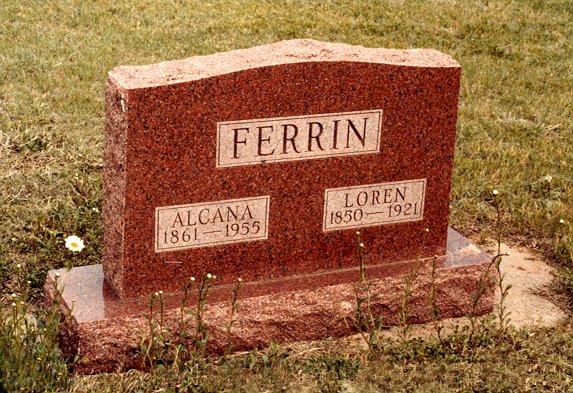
[{"xmin": 108, "ymin": 39, "xmax": 461, "ymax": 90}]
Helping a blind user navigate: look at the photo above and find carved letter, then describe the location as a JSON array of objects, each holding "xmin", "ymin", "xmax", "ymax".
[
  {"xmin": 395, "ymin": 187, "xmax": 406, "ymax": 202},
  {"xmin": 186, "ymin": 210, "xmax": 196, "ymax": 226},
  {"xmin": 257, "ymin": 126, "xmax": 276, "ymax": 156},
  {"xmin": 198, "ymin": 208, "xmax": 210, "ymax": 225},
  {"xmin": 344, "ymin": 193, "xmax": 354, "ymax": 208},
  {"xmin": 282, "ymin": 124, "xmax": 300, "ymax": 154},
  {"xmin": 241, "ymin": 205, "xmax": 254, "ymax": 220},
  {"xmin": 172, "ymin": 212, "xmax": 184, "ymax": 228},
  {"xmin": 371, "ymin": 190, "xmax": 381, "ymax": 205},
  {"xmin": 356, "ymin": 191, "xmax": 368, "ymax": 206},
  {"xmin": 384, "ymin": 189, "xmax": 393, "ymax": 203},
  {"xmin": 226, "ymin": 206, "xmax": 238, "ymax": 222},
  {"xmin": 345, "ymin": 118, "xmax": 367, "ymax": 148},
  {"xmin": 232, "ymin": 127, "xmax": 250, "ymax": 159},
  {"xmin": 307, "ymin": 122, "xmax": 324, "ymax": 151},
  {"xmin": 332, "ymin": 119, "xmax": 340, "ymax": 150},
  {"xmin": 211, "ymin": 208, "xmax": 224, "ymax": 224}
]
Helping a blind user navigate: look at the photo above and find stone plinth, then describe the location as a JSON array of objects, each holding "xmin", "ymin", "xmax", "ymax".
[
  {"xmin": 104, "ymin": 39, "xmax": 462, "ymax": 299},
  {"xmin": 46, "ymin": 229, "xmax": 493, "ymax": 374}
]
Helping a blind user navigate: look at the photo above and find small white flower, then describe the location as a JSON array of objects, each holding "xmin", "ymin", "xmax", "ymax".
[
  {"xmin": 560, "ymin": 219, "xmax": 565, "ymax": 224},
  {"xmin": 16, "ymin": 264, "xmax": 21, "ymax": 269},
  {"xmin": 65, "ymin": 235, "xmax": 85, "ymax": 252},
  {"xmin": 506, "ymin": 251, "xmax": 511, "ymax": 256},
  {"xmin": 206, "ymin": 273, "xmax": 212, "ymax": 279},
  {"xmin": 492, "ymin": 189, "xmax": 499, "ymax": 196},
  {"xmin": 425, "ymin": 228, "xmax": 430, "ymax": 232},
  {"xmin": 158, "ymin": 290, "xmax": 163, "ymax": 295},
  {"xmin": 238, "ymin": 278, "xmax": 242, "ymax": 282},
  {"xmin": 92, "ymin": 207, "xmax": 99, "ymax": 213},
  {"xmin": 154, "ymin": 292, "xmax": 159, "ymax": 297},
  {"xmin": 356, "ymin": 231, "xmax": 360, "ymax": 235},
  {"xmin": 359, "ymin": 243, "xmax": 364, "ymax": 248},
  {"xmin": 212, "ymin": 275, "xmax": 217, "ymax": 280},
  {"xmin": 11, "ymin": 293, "xmax": 17, "ymax": 298},
  {"xmin": 11, "ymin": 302, "xmax": 16, "ymax": 307},
  {"xmin": 190, "ymin": 277, "xmax": 196, "ymax": 282},
  {"xmin": 55, "ymin": 273, "xmax": 61, "ymax": 278},
  {"xmin": 544, "ymin": 175, "xmax": 553, "ymax": 182}
]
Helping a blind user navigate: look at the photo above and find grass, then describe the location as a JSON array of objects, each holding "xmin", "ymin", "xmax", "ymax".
[
  {"xmin": 63, "ymin": 320, "xmax": 573, "ymax": 392},
  {"xmin": 1, "ymin": 0, "xmax": 572, "ymax": 391}
]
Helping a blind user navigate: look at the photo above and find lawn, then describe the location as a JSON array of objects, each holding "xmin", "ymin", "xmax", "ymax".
[{"xmin": 1, "ymin": 0, "xmax": 572, "ymax": 391}]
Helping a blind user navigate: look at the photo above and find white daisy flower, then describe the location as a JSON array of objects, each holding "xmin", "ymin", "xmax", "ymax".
[{"xmin": 65, "ymin": 235, "xmax": 85, "ymax": 252}]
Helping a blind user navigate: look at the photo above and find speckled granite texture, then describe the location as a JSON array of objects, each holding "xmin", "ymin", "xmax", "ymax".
[
  {"xmin": 46, "ymin": 229, "xmax": 493, "ymax": 374},
  {"xmin": 43, "ymin": 41, "xmax": 492, "ymax": 373},
  {"xmin": 103, "ymin": 39, "xmax": 462, "ymax": 299}
]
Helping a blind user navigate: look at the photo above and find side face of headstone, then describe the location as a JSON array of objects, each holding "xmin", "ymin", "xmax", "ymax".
[{"xmin": 103, "ymin": 40, "xmax": 461, "ymax": 299}]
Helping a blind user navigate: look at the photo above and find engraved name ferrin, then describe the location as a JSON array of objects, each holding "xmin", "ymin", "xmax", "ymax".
[
  {"xmin": 323, "ymin": 179, "xmax": 426, "ymax": 231},
  {"xmin": 155, "ymin": 196, "xmax": 269, "ymax": 252},
  {"xmin": 216, "ymin": 110, "xmax": 382, "ymax": 167}
]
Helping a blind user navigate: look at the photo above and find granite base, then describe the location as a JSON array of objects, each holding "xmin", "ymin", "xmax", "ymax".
[{"xmin": 45, "ymin": 229, "xmax": 494, "ymax": 374}]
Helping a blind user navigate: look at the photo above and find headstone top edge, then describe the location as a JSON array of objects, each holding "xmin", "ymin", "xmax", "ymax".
[{"xmin": 107, "ymin": 39, "xmax": 460, "ymax": 90}]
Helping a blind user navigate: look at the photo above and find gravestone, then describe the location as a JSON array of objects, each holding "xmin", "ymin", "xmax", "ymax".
[{"xmin": 46, "ymin": 40, "xmax": 493, "ymax": 373}]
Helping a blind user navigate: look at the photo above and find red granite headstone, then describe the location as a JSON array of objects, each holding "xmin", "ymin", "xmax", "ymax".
[
  {"xmin": 46, "ymin": 40, "xmax": 494, "ymax": 373},
  {"xmin": 103, "ymin": 39, "xmax": 462, "ymax": 299}
]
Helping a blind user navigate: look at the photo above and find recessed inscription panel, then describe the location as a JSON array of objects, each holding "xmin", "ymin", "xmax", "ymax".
[
  {"xmin": 155, "ymin": 196, "xmax": 269, "ymax": 252},
  {"xmin": 217, "ymin": 110, "xmax": 382, "ymax": 167},
  {"xmin": 323, "ymin": 179, "xmax": 426, "ymax": 231}
]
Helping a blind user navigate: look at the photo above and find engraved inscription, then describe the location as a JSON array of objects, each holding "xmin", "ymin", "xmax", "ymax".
[
  {"xmin": 217, "ymin": 110, "xmax": 382, "ymax": 167},
  {"xmin": 323, "ymin": 179, "xmax": 426, "ymax": 231},
  {"xmin": 155, "ymin": 196, "xmax": 269, "ymax": 252}
]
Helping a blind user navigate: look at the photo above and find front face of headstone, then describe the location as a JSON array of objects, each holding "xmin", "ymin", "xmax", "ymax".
[{"xmin": 104, "ymin": 41, "xmax": 461, "ymax": 299}]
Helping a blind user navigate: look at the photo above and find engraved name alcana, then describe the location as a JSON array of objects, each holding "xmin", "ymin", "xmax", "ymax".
[
  {"xmin": 217, "ymin": 110, "xmax": 382, "ymax": 167},
  {"xmin": 155, "ymin": 196, "xmax": 270, "ymax": 252}
]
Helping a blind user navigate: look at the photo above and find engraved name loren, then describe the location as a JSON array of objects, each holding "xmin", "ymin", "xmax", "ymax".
[
  {"xmin": 323, "ymin": 179, "xmax": 426, "ymax": 231},
  {"xmin": 217, "ymin": 110, "xmax": 382, "ymax": 167},
  {"xmin": 155, "ymin": 196, "xmax": 269, "ymax": 252}
]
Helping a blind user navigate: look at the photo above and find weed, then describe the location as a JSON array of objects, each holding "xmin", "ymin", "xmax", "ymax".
[
  {"xmin": 0, "ymin": 269, "xmax": 70, "ymax": 392},
  {"xmin": 398, "ymin": 228, "xmax": 430, "ymax": 342},
  {"xmin": 140, "ymin": 290, "xmax": 168, "ymax": 369},
  {"xmin": 490, "ymin": 189, "xmax": 513, "ymax": 337},
  {"xmin": 346, "ymin": 231, "xmax": 387, "ymax": 353},
  {"xmin": 191, "ymin": 273, "xmax": 216, "ymax": 354},
  {"xmin": 224, "ymin": 277, "xmax": 243, "ymax": 357},
  {"xmin": 428, "ymin": 255, "xmax": 444, "ymax": 346},
  {"xmin": 140, "ymin": 272, "xmax": 244, "ymax": 370}
]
